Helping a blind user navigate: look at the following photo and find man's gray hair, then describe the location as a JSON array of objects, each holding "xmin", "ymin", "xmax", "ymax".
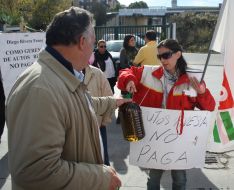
[{"xmin": 46, "ymin": 7, "xmax": 93, "ymax": 46}]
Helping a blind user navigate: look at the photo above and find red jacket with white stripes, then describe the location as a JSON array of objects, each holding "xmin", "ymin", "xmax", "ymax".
[{"xmin": 117, "ymin": 66, "xmax": 215, "ymax": 111}]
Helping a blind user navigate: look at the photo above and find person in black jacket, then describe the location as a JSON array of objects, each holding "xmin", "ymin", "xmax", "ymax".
[
  {"xmin": 119, "ymin": 34, "xmax": 138, "ymax": 69},
  {"xmin": 0, "ymin": 69, "xmax": 5, "ymax": 143}
]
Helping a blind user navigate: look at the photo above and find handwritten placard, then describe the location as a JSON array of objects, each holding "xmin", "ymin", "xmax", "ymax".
[
  {"xmin": 0, "ymin": 32, "xmax": 45, "ymax": 97},
  {"xmin": 129, "ymin": 107, "xmax": 211, "ymax": 170}
]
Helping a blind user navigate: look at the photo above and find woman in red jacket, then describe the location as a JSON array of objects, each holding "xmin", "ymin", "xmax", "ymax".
[{"xmin": 117, "ymin": 39, "xmax": 215, "ymax": 190}]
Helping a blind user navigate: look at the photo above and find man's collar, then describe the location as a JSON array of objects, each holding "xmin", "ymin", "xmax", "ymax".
[
  {"xmin": 40, "ymin": 48, "xmax": 80, "ymax": 92},
  {"xmin": 146, "ymin": 41, "xmax": 156, "ymax": 45},
  {"xmin": 45, "ymin": 46, "xmax": 75, "ymax": 75},
  {"xmin": 73, "ymin": 69, "xmax": 84, "ymax": 82}
]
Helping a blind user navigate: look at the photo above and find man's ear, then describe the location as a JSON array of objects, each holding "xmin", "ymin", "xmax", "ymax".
[{"xmin": 78, "ymin": 36, "xmax": 86, "ymax": 50}]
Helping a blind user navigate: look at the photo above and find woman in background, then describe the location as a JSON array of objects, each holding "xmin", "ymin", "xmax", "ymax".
[
  {"xmin": 119, "ymin": 34, "xmax": 138, "ymax": 70},
  {"xmin": 89, "ymin": 39, "xmax": 117, "ymax": 93}
]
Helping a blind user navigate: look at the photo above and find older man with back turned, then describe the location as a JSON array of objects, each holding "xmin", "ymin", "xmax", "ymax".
[{"xmin": 6, "ymin": 7, "xmax": 127, "ymax": 190}]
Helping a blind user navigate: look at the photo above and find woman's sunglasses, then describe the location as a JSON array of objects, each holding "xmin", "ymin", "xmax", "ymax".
[
  {"xmin": 99, "ymin": 45, "xmax": 106, "ymax": 48},
  {"xmin": 157, "ymin": 51, "xmax": 175, "ymax": 60}
]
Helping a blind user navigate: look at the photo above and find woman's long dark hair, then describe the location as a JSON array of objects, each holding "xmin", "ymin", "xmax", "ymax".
[
  {"xmin": 157, "ymin": 39, "xmax": 187, "ymax": 76},
  {"xmin": 123, "ymin": 35, "xmax": 135, "ymax": 49}
]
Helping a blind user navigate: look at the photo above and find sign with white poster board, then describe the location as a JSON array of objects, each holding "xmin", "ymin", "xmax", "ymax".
[
  {"xmin": 0, "ymin": 32, "xmax": 45, "ymax": 97},
  {"xmin": 129, "ymin": 107, "xmax": 211, "ymax": 170}
]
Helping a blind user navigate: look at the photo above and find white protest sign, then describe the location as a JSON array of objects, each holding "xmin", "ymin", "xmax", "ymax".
[
  {"xmin": 0, "ymin": 32, "xmax": 46, "ymax": 97},
  {"xmin": 129, "ymin": 107, "xmax": 211, "ymax": 170}
]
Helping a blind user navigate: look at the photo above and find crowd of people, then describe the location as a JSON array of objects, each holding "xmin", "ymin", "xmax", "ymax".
[{"xmin": 0, "ymin": 6, "xmax": 216, "ymax": 190}]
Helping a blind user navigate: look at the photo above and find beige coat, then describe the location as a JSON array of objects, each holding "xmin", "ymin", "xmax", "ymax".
[
  {"xmin": 84, "ymin": 65, "xmax": 113, "ymax": 126},
  {"xmin": 6, "ymin": 49, "xmax": 117, "ymax": 190}
]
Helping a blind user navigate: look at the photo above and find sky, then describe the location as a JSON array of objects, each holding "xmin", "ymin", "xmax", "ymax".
[{"xmin": 117, "ymin": 0, "xmax": 223, "ymax": 7}]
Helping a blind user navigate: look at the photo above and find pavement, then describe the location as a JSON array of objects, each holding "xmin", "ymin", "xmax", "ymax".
[{"xmin": 1, "ymin": 53, "xmax": 234, "ymax": 190}]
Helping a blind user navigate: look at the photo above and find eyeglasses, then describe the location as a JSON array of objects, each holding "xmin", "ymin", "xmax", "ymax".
[
  {"xmin": 157, "ymin": 51, "xmax": 175, "ymax": 60},
  {"xmin": 99, "ymin": 45, "xmax": 106, "ymax": 48}
]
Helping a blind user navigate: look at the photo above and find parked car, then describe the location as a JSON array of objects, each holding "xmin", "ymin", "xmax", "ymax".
[
  {"xmin": 106, "ymin": 40, "xmax": 123, "ymax": 73},
  {"xmin": 103, "ymin": 33, "xmax": 145, "ymax": 48}
]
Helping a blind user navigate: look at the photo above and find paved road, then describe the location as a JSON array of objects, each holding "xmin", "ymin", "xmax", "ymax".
[{"xmin": 1, "ymin": 53, "xmax": 234, "ymax": 190}]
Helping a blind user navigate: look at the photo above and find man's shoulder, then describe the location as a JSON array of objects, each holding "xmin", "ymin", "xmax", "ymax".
[
  {"xmin": 136, "ymin": 45, "xmax": 146, "ymax": 55},
  {"xmin": 120, "ymin": 47, "xmax": 126, "ymax": 53},
  {"xmin": 15, "ymin": 59, "xmax": 66, "ymax": 94},
  {"xmin": 139, "ymin": 44, "xmax": 147, "ymax": 50},
  {"xmin": 85, "ymin": 65, "xmax": 106, "ymax": 83},
  {"xmin": 88, "ymin": 65, "xmax": 103, "ymax": 75},
  {"xmin": 139, "ymin": 42, "xmax": 154, "ymax": 51}
]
